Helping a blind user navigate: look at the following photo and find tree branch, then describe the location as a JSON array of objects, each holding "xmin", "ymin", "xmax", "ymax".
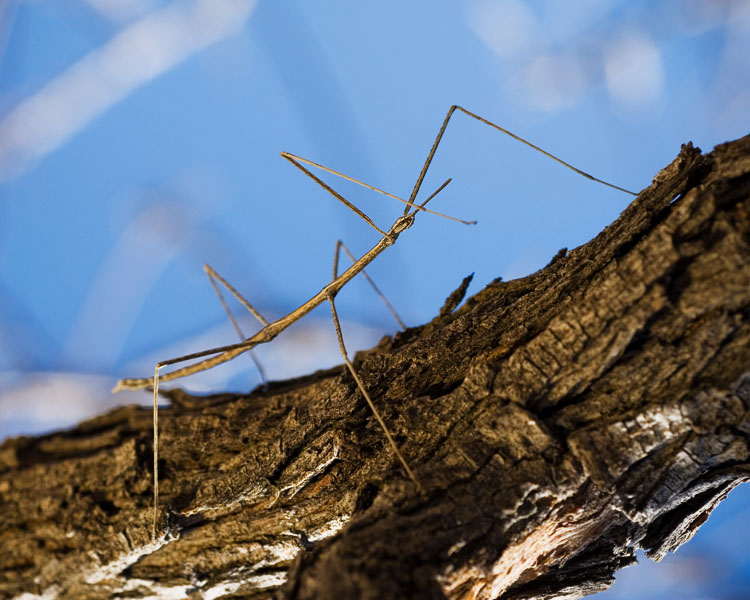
[{"xmin": 2, "ymin": 135, "xmax": 749, "ymax": 600}]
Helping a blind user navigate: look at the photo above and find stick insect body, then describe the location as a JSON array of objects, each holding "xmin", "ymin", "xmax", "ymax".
[{"xmin": 114, "ymin": 106, "xmax": 637, "ymax": 539}]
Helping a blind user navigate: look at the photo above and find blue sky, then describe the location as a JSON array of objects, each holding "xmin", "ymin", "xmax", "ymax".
[{"xmin": 0, "ymin": 1, "xmax": 748, "ymax": 597}]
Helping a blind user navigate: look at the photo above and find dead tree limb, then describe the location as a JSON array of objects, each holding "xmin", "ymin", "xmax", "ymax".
[{"xmin": 2, "ymin": 135, "xmax": 749, "ymax": 600}]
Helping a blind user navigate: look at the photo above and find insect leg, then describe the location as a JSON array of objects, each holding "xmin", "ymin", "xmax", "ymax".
[
  {"xmin": 204, "ymin": 263, "xmax": 268, "ymax": 386},
  {"xmin": 327, "ymin": 290, "xmax": 421, "ymax": 491},
  {"xmin": 333, "ymin": 239, "xmax": 406, "ymax": 331},
  {"xmin": 406, "ymin": 105, "xmax": 638, "ymax": 217}
]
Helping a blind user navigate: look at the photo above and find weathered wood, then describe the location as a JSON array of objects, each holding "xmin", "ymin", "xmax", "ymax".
[{"xmin": 1, "ymin": 135, "xmax": 749, "ymax": 600}]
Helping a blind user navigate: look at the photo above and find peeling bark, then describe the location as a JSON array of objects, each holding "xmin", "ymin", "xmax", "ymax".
[{"xmin": 1, "ymin": 135, "xmax": 749, "ymax": 600}]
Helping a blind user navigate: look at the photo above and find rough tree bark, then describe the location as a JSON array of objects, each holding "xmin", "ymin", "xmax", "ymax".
[{"xmin": 2, "ymin": 135, "xmax": 749, "ymax": 600}]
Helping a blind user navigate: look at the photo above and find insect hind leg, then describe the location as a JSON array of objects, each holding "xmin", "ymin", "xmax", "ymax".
[{"xmin": 203, "ymin": 263, "xmax": 268, "ymax": 386}]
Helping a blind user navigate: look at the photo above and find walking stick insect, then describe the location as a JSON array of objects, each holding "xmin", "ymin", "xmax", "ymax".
[{"xmin": 114, "ymin": 106, "xmax": 637, "ymax": 539}]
